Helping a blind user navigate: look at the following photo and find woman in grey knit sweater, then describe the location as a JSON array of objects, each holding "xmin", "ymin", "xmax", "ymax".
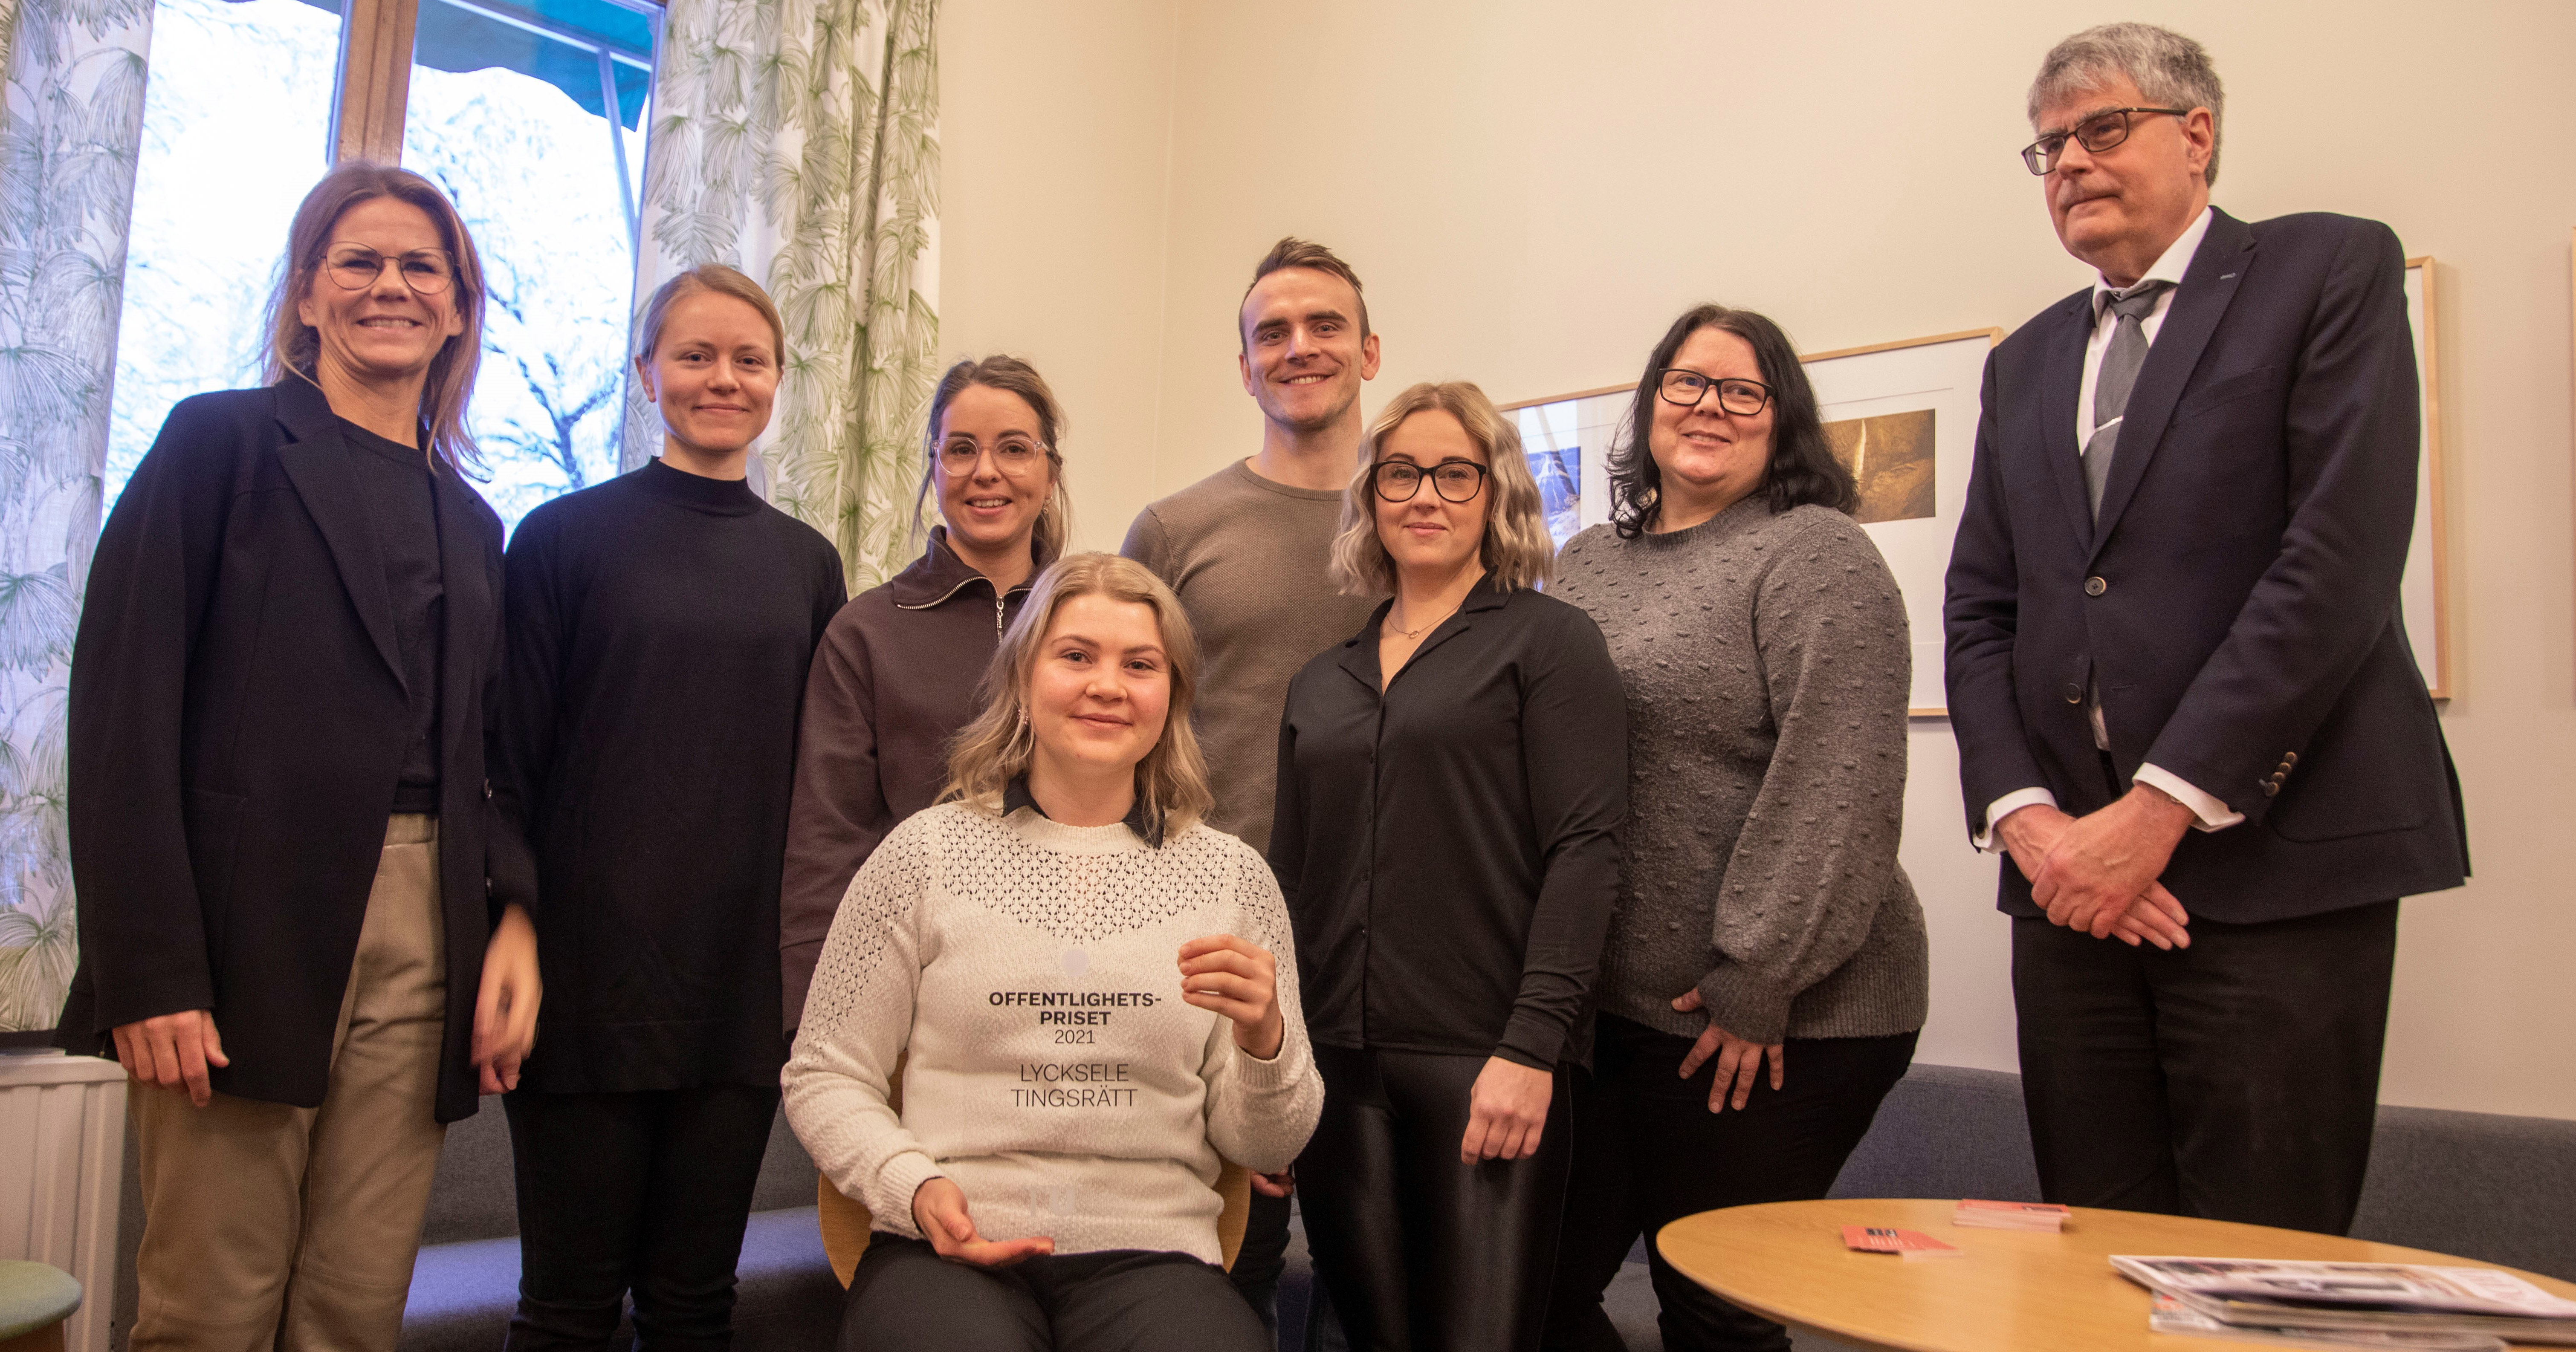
[{"xmin": 1544, "ymin": 306, "xmax": 1930, "ymax": 1352}]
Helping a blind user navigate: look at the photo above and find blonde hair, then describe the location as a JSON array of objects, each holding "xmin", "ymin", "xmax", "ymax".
[
  {"xmin": 910, "ymin": 356, "xmax": 1073, "ymax": 568},
  {"xmin": 263, "ymin": 162, "xmax": 485, "ymax": 469},
  {"xmin": 634, "ymin": 264, "xmax": 786, "ymax": 366},
  {"xmin": 941, "ymin": 553, "xmax": 1212, "ymax": 840},
  {"xmin": 1329, "ymin": 381, "xmax": 1556, "ymax": 597}
]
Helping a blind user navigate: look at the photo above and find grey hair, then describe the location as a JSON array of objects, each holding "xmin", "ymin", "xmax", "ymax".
[{"xmin": 2027, "ymin": 23, "xmax": 2226, "ymax": 185}]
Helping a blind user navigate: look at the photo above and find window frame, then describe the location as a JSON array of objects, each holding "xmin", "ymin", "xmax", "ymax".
[{"xmin": 327, "ymin": 0, "xmax": 660, "ymax": 244}]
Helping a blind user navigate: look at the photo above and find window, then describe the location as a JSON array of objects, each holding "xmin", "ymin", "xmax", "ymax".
[{"xmin": 107, "ymin": 0, "xmax": 661, "ymax": 534}]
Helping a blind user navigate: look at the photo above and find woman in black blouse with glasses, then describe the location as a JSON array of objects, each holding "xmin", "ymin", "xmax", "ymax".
[{"xmin": 1270, "ymin": 380, "xmax": 1626, "ymax": 1352}]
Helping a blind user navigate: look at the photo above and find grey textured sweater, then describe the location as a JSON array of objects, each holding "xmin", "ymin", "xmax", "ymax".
[{"xmin": 1553, "ymin": 499, "xmax": 1928, "ymax": 1045}]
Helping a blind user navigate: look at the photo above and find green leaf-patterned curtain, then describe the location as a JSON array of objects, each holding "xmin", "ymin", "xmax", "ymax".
[
  {"xmin": 623, "ymin": 0, "xmax": 940, "ymax": 595},
  {"xmin": 0, "ymin": 0, "xmax": 153, "ymax": 1032}
]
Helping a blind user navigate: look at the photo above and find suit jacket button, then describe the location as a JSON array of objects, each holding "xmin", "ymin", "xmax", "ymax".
[
  {"xmin": 2260, "ymin": 781, "xmax": 2280, "ymax": 796},
  {"xmin": 2084, "ymin": 576, "xmax": 2108, "ymax": 597},
  {"xmin": 2284, "ymin": 751, "xmax": 2299, "ymax": 765},
  {"xmin": 2062, "ymin": 683, "xmax": 2084, "ymax": 704}
]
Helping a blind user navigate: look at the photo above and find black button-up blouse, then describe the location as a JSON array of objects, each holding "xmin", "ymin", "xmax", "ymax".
[{"xmin": 1267, "ymin": 575, "xmax": 1627, "ymax": 1069}]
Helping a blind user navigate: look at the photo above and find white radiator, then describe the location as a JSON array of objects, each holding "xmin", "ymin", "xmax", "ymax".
[{"xmin": 0, "ymin": 1052, "xmax": 127, "ymax": 1352}]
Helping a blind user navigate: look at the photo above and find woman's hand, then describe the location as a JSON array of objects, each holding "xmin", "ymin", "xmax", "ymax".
[
  {"xmin": 113, "ymin": 1009, "xmax": 229, "ymax": 1106},
  {"xmin": 912, "ymin": 1177, "xmax": 1055, "ymax": 1267},
  {"xmin": 474, "ymin": 903, "xmax": 540, "ymax": 1094},
  {"xmin": 1178, "ymin": 935, "xmax": 1282, "ymax": 1060},
  {"xmin": 1460, "ymin": 1056, "xmax": 1552, "ymax": 1163},
  {"xmin": 1673, "ymin": 988, "xmax": 1783, "ymax": 1114}
]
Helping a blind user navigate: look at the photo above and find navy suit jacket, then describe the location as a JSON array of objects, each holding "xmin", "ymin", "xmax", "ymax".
[
  {"xmin": 1943, "ymin": 208, "xmax": 2467, "ymax": 923},
  {"xmin": 57, "ymin": 378, "xmax": 521, "ymax": 1122}
]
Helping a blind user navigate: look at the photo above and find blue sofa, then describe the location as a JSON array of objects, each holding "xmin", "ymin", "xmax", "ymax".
[{"xmin": 381, "ymin": 1065, "xmax": 2576, "ymax": 1352}]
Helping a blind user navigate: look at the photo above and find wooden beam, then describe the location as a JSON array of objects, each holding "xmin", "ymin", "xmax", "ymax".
[{"xmin": 331, "ymin": 0, "xmax": 420, "ymax": 165}]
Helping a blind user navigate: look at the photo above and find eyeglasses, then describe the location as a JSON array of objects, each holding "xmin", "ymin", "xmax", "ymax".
[
  {"xmin": 1656, "ymin": 369, "xmax": 1772, "ymax": 416},
  {"xmin": 2021, "ymin": 106, "xmax": 2191, "ymax": 175},
  {"xmin": 938, "ymin": 438, "xmax": 1051, "ymax": 478},
  {"xmin": 1372, "ymin": 459, "xmax": 1488, "ymax": 504},
  {"xmin": 318, "ymin": 245, "xmax": 457, "ymax": 295}
]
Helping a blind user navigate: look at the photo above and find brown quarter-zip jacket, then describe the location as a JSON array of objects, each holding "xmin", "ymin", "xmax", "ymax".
[{"xmin": 779, "ymin": 528, "xmax": 1040, "ymax": 1030}]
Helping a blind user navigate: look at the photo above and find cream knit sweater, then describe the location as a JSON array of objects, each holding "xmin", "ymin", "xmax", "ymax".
[{"xmin": 781, "ymin": 801, "xmax": 1323, "ymax": 1265}]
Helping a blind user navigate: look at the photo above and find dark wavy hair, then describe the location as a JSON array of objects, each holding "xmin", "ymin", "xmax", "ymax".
[{"xmin": 1604, "ymin": 305, "xmax": 1855, "ymax": 537}]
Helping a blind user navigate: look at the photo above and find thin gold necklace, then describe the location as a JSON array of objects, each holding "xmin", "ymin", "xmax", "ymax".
[{"xmin": 1389, "ymin": 594, "xmax": 1464, "ymax": 641}]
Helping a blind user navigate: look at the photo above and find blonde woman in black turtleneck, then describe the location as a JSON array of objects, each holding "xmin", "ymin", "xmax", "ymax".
[{"xmin": 489, "ymin": 266, "xmax": 843, "ymax": 1352}]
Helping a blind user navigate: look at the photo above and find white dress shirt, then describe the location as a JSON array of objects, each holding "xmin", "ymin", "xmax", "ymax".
[{"xmin": 1979, "ymin": 207, "xmax": 2242, "ymax": 852}]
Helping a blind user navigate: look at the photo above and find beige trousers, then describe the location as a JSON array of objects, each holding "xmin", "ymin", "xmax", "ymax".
[{"xmin": 130, "ymin": 815, "xmax": 449, "ymax": 1352}]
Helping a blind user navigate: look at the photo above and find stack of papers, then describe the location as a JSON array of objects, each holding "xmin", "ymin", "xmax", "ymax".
[
  {"xmin": 2149, "ymin": 1294, "xmax": 2507, "ymax": 1349},
  {"xmin": 1953, "ymin": 1199, "xmax": 2071, "ymax": 1232},
  {"xmin": 2114, "ymin": 1256, "xmax": 2576, "ymax": 1347}
]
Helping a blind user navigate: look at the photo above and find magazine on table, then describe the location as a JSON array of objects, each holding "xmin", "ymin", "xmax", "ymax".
[
  {"xmin": 2114, "ymin": 1257, "xmax": 2576, "ymax": 1345},
  {"xmin": 2149, "ymin": 1294, "xmax": 2508, "ymax": 1350}
]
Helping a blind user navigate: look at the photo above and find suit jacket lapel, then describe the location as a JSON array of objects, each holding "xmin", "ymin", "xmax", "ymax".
[
  {"xmin": 2040, "ymin": 292, "xmax": 2095, "ymax": 553},
  {"xmin": 430, "ymin": 463, "xmax": 494, "ymax": 766},
  {"xmin": 2089, "ymin": 208, "xmax": 2258, "ymax": 559},
  {"xmin": 271, "ymin": 378, "xmax": 407, "ymax": 691}
]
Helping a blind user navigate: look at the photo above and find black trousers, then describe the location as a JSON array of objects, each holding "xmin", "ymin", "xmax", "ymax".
[
  {"xmin": 837, "ymin": 1234, "xmax": 1268, "ymax": 1352},
  {"xmin": 503, "ymin": 1083, "xmax": 780, "ymax": 1352},
  {"xmin": 2012, "ymin": 901, "xmax": 2398, "ymax": 1234},
  {"xmin": 1545, "ymin": 1016, "xmax": 1918, "ymax": 1352},
  {"xmin": 1230, "ymin": 1186, "xmax": 1292, "ymax": 1330},
  {"xmin": 1298, "ymin": 1045, "xmax": 1572, "ymax": 1352}
]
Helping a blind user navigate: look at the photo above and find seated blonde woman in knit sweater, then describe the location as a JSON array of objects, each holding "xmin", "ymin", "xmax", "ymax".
[{"xmin": 783, "ymin": 552, "xmax": 1323, "ymax": 1352}]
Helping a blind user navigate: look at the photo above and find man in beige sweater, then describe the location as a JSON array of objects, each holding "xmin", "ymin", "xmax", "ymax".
[{"xmin": 1120, "ymin": 237, "xmax": 1382, "ymax": 1333}]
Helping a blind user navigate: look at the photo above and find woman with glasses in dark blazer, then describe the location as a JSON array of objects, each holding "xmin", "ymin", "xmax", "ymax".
[
  {"xmin": 1543, "ymin": 305, "xmax": 1929, "ymax": 1352},
  {"xmin": 1271, "ymin": 380, "xmax": 1626, "ymax": 1352},
  {"xmin": 61, "ymin": 162, "xmax": 537, "ymax": 1351}
]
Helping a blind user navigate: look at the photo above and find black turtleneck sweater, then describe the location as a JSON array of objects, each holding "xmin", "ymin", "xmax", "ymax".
[{"xmin": 494, "ymin": 458, "xmax": 846, "ymax": 1093}]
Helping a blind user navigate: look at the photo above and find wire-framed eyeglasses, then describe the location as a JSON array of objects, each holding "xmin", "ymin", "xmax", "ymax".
[
  {"xmin": 2021, "ymin": 106, "xmax": 2191, "ymax": 175},
  {"xmin": 938, "ymin": 439, "xmax": 1051, "ymax": 478},
  {"xmin": 1371, "ymin": 458, "xmax": 1488, "ymax": 504},
  {"xmin": 318, "ymin": 245, "xmax": 457, "ymax": 295},
  {"xmin": 1656, "ymin": 369, "xmax": 1772, "ymax": 417}
]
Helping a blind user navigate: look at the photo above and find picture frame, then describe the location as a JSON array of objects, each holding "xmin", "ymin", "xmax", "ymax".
[
  {"xmin": 1503, "ymin": 328, "xmax": 2000, "ymax": 716},
  {"xmin": 2403, "ymin": 256, "xmax": 2450, "ymax": 699}
]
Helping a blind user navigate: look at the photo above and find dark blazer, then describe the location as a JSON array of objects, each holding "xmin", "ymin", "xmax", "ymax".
[
  {"xmin": 57, "ymin": 377, "xmax": 514, "ymax": 1122},
  {"xmin": 1944, "ymin": 208, "xmax": 2467, "ymax": 924},
  {"xmin": 1269, "ymin": 577, "xmax": 1627, "ymax": 1070}
]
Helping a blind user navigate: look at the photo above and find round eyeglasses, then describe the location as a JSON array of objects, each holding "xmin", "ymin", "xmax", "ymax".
[
  {"xmin": 1656, "ymin": 369, "xmax": 1772, "ymax": 417},
  {"xmin": 938, "ymin": 439, "xmax": 1051, "ymax": 478},
  {"xmin": 1372, "ymin": 459, "xmax": 1488, "ymax": 504},
  {"xmin": 2021, "ymin": 106, "xmax": 2191, "ymax": 175},
  {"xmin": 318, "ymin": 245, "xmax": 456, "ymax": 295}
]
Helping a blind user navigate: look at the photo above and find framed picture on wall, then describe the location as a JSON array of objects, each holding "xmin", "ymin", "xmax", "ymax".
[
  {"xmin": 2403, "ymin": 256, "xmax": 2451, "ymax": 699},
  {"xmin": 1503, "ymin": 327, "xmax": 1999, "ymax": 715}
]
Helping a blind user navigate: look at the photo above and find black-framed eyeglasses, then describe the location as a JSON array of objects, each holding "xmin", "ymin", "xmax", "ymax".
[
  {"xmin": 938, "ymin": 438, "xmax": 1052, "ymax": 478},
  {"xmin": 1372, "ymin": 458, "xmax": 1488, "ymax": 504},
  {"xmin": 2021, "ymin": 106, "xmax": 2191, "ymax": 175},
  {"xmin": 318, "ymin": 245, "xmax": 457, "ymax": 295},
  {"xmin": 1656, "ymin": 369, "xmax": 1771, "ymax": 417}
]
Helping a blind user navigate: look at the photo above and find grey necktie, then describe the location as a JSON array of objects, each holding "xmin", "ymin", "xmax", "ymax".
[{"xmin": 2082, "ymin": 281, "xmax": 2172, "ymax": 517}]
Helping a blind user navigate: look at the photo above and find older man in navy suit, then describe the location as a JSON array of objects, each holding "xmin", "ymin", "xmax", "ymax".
[{"xmin": 1944, "ymin": 22, "xmax": 2466, "ymax": 1235}]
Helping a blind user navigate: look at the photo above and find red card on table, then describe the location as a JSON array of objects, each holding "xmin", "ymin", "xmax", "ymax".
[{"xmin": 1842, "ymin": 1225, "xmax": 1964, "ymax": 1260}]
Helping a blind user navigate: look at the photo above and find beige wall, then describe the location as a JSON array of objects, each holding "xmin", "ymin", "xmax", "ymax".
[{"xmin": 939, "ymin": 0, "xmax": 2576, "ymax": 1119}]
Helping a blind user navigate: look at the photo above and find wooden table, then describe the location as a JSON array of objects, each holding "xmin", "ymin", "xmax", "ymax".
[{"xmin": 1658, "ymin": 1198, "xmax": 2576, "ymax": 1352}]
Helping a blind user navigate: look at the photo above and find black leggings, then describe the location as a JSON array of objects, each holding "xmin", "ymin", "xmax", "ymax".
[
  {"xmin": 837, "ymin": 1234, "xmax": 1268, "ymax": 1352},
  {"xmin": 1544, "ymin": 1016, "xmax": 1917, "ymax": 1352},
  {"xmin": 1298, "ymin": 1045, "xmax": 1572, "ymax": 1352},
  {"xmin": 503, "ymin": 1083, "xmax": 780, "ymax": 1352}
]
